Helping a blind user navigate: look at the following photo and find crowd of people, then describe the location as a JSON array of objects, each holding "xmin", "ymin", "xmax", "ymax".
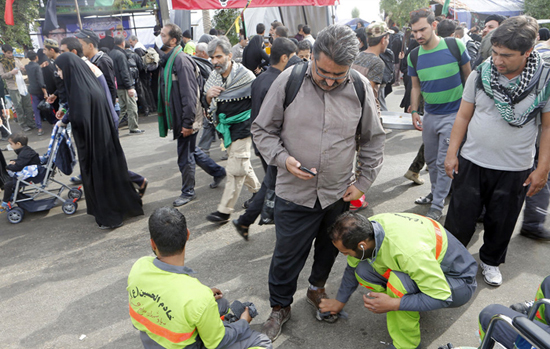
[{"xmin": 1, "ymin": 8, "xmax": 550, "ymax": 349}]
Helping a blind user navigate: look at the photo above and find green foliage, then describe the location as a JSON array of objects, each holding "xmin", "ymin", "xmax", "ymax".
[
  {"xmin": 213, "ymin": 9, "xmax": 240, "ymax": 45},
  {"xmin": 380, "ymin": 0, "xmax": 430, "ymax": 28},
  {"xmin": 524, "ymin": 0, "xmax": 550, "ymax": 30},
  {"xmin": 351, "ymin": 7, "xmax": 360, "ymax": 19},
  {"xmin": 0, "ymin": 0, "xmax": 40, "ymax": 49}
]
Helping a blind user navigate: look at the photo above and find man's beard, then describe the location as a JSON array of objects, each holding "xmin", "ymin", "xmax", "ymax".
[{"xmin": 213, "ymin": 58, "xmax": 230, "ymax": 74}]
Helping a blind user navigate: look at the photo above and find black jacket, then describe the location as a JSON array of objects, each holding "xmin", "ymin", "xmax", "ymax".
[
  {"xmin": 159, "ymin": 50, "xmax": 201, "ymax": 139},
  {"xmin": 99, "ymin": 36, "xmax": 115, "ymax": 51},
  {"xmin": 109, "ymin": 46, "xmax": 134, "ymax": 90},
  {"xmin": 25, "ymin": 61, "xmax": 46, "ymax": 96},
  {"xmin": 7, "ymin": 146, "xmax": 41, "ymax": 172},
  {"xmin": 90, "ymin": 51, "xmax": 118, "ymax": 104}
]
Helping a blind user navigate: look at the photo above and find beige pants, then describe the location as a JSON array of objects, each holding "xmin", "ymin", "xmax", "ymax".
[{"xmin": 217, "ymin": 137, "xmax": 261, "ymax": 214}]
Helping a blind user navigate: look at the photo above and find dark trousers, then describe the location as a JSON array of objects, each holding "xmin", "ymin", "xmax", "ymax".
[
  {"xmin": 128, "ymin": 171, "xmax": 145, "ymax": 187},
  {"xmin": 30, "ymin": 94, "xmax": 43, "ymax": 129},
  {"xmin": 177, "ymin": 132, "xmax": 226, "ymax": 197},
  {"xmin": 408, "ymin": 143, "xmax": 425, "ymax": 173},
  {"xmin": 269, "ymin": 197, "xmax": 349, "ymax": 307},
  {"xmin": 3, "ymin": 179, "xmax": 14, "ymax": 202},
  {"xmin": 444, "ymin": 156, "xmax": 530, "ymax": 266},
  {"xmin": 522, "ymin": 155, "xmax": 550, "ymax": 231},
  {"xmin": 238, "ymin": 164, "xmax": 277, "ymax": 226},
  {"xmin": 479, "ymin": 276, "xmax": 550, "ymax": 348}
]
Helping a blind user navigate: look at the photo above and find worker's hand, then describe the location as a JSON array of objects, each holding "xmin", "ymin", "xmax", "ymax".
[
  {"xmin": 398, "ymin": 51, "xmax": 405, "ymax": 60},
  {"xmin": 319, "ymin": 299, "xmax": 345, "ymax": 315},
  {"xmin": 254, "ymin": 67, "xmax": 262, "ymax": 75},
  {"xmin": 44, "ymin": 93, "xmax": 49, "ymax": 99},
  {"xmin": 9, "ymin": 160, "xmax": 15, "ymax": 165},
  {"xmin": 285, "ymin": 156, "xmax": 316, "ymax": 180},
  {"xmin": 342, "ymin": 185, "xmax": 363, "ymax": 202},
  {"xmin": 10, "ymin": 68, "xmax": 18, "ymax": 75},
  {"xmin": 56, "ymin": 120, "xmax": 67, "ymax": 128},
  {"xmin": 524, "ymin": 168, "xmax": 549, "ymax": 197},
  {"xmin": 206, "ymin": 86, "xmax": 225, "ymax": 100},
  {"xmin": 444, "ymin": 154, "xmax": 459, "ymax": 179},
  {"xmin": 46, "ymin": 95, "xmax": 57, "ymax": 104},
  {"xmin": 211, "ymin": 287, "xmax": 223, "ymax": 300},
  {"xmin": 412, "ymin": 112, "xmax": 423, "ymax": 131},
  {"xmin": 240, "ymin": 307, "xmax": 252, "ymax": 323},
  {"xmin": 56, "ymin": 109, "xmax": 65, "ymax": 120},
  {"xmin": 128, "ymin": 89, "xmax": 136, "ymax": 98},
  {"xmin": 363, "ymin": 292, "xmax": 401, "ymax": 314},
  {"xmin": 40, "ymin": 61, "xmax": 50, "ymax": 68},
  {"xmin": 181, "ymin": 127, "xmax": 193, "ymax": 137}
]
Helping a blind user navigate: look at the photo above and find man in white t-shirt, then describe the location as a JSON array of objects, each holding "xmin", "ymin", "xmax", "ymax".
[{"xmin": 444, "ymin": 16, "xmax": 550, "ymax": 287}]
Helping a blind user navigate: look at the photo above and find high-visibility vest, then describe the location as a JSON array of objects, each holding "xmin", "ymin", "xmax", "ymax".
[
  {"xmin": 127, "ymin": 257, "xmax": 225, "ymax": 349},
  {"xmin": 348, "ymin": 213, "xmax": 452, "ymax": 301}
]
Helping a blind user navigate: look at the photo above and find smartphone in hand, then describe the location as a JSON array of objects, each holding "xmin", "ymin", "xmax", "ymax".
[{"xmin": 299, "ymin": 166, "xmax": 317, "ymax": 176}]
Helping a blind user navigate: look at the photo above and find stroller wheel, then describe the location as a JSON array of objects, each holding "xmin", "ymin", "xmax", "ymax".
[
  {"xmin": 7, "ymin": 207, "xmax": 24, "ymax": 224},
  {"xmin": 68, "ymin": 188, "xmax": 83, "ymax": 201},
  {"xmin": 62, "ymin": 201, "xmax": 78, "ymax": 215}
]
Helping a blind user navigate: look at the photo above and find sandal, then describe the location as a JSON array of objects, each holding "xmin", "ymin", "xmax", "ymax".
[
  {"xmin": 415, "ymin": 193, "xmax": 433, "ymax": 205},
  {"xmin": 138, "ymin": 179, "xmax": 148, "ymax": 198},
  {"xmin": 350, "ymin": 195, "xmax": 369, "ymax": 211}
]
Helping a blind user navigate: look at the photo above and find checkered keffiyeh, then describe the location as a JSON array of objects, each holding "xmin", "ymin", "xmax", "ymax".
[{"xmin": 479, "ymin": 50, "xmax": 550, "ymax": 127}]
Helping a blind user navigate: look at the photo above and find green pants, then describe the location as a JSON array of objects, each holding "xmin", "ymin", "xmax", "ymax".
[{"xmin": 9, "ymin": 89, "xmax": 34, "ymax": 128}]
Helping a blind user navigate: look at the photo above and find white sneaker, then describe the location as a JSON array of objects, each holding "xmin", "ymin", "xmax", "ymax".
[{"xmin": 480, "ymin": 262, "xmax": 502, "ymax": 286}]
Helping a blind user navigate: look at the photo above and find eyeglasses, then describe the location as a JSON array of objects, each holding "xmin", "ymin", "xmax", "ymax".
[{"xmin": 313, "ymin": 60, "xmax": 349, "ymax": 81}]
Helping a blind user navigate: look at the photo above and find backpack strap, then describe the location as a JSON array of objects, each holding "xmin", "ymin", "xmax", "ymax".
[
  {"xmin": 350, "ymin": 69, "xmax": 366, "ymax": 136},
  {"xmin": 283, "ymin": 62, "xmax": 308, "ymax": 110},
  {"xmin": 410, "ymin": 46, "xmax": 420, "ymax": 72},
  {"xmin": 444, "ymin": 37, "xmax": 465, "ymax": 85}
]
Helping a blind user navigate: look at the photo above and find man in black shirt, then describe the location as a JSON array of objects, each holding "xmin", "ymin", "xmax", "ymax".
[{"xmin": 24, "ymin": 51, "xmax": 48, "ymax": 136}]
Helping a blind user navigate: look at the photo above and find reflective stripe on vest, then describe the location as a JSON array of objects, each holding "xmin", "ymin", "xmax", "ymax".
[
  {"xmin": 129, "ymin": 305, "xmax": 196, "ymax": 343},
  {"xmin": 415, "ymin": 215, "xmax": 444, "ymax": 260}
]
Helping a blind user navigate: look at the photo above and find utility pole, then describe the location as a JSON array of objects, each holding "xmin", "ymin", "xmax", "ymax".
[{"xmin": 158, "ymin": 0, "xmax": 171, "ymax": 25}]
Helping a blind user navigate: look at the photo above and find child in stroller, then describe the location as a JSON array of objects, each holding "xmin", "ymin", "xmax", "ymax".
[{"xmin": 1, "ymin": 133, "xmax": 40, "ymax": 211}]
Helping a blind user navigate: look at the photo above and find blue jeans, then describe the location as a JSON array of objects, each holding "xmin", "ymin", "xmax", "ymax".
[{"xmin": 31, "ymin": 94, "xmax": 43, "ymax": 129}]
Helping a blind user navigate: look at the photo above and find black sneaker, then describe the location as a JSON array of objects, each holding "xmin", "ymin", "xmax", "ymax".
[
  {"xmin": 210, "ymin": 174, "xmax": 226, "ymax": 189},
  {"xmin": 118, "ymin": 117, "xmax": 128, "ymax": 128},
  {"xmin": 232, "ymin": 219, "xmax": 249, "ymax": 241},
  {"xmin": 520, "ymin": 227, "xmax": 550, "ymax": 241},
  {"xmin": 510, "ymin": 300, "xmax": 534, "ymax": 315},
  {"xmin": 206, "ymin": 211, "xmax": 230, "ymax": 224}
]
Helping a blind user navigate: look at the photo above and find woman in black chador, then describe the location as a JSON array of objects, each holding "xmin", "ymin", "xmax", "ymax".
[{"xmin": 55, "ymin": 53, "xmax": 143, "ymax": 229}]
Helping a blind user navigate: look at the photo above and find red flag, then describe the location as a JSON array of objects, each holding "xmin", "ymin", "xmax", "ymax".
[{"xmin": 4, "ymin": 0, "xmax": 15, "ymax": 26}]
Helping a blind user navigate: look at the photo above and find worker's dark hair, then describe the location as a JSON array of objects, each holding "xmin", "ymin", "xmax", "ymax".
[
  {"xmin": 271, "ymin": 21, "xmax": 283, "ymax": 30},
  {"xmin": 209, "ymin": 28, "xmax": 218, "ymax": 36},
  {"xmin": 79, "ymin": 36, "xmax": 98, "ymax": 48},
  {"xmin": 491, "ymin": 15, "xmax": 538, "ymax": 55},
  {"xmin": 8, "ymin": 133, "xmax": 28, "ymax": 146},
  {"xmin": 256, "ymin": 23, "xmax": 265, "ymax": 35},
  {"xmin": 270, "ymin": 37, "xmax": 297, "ymax": 65},
  {"xmin": 303, "ymin": 25, "xmax": 311, "ymax": 35},
  {"xmin": 437, "ymin": 19, "xmax": 457, "ymax": 38},
  {"xmin": 297, "ymin": 23, "xmax": 304, "ymax": 32},
  {"xmin": 165, "ymin": 23, "xmax": 183, "ymax": 46},
  {"xmin": 297, "ymin": 39, "xmax": 311, "ymax": 52},
  {"xmin": 330, "ymin": 212, "xmax": 374, "ymax": 249},
  {"xmin": 410, "ymin": 9, "xmax": 435, "ymax": 26},
  {"xmin": 148, "ymin": 207, "xmax": 188, "ymax": 256},
  {"xmin": 61, "ymin": 37, "xmax": 83, "ymax": 57},
  {"xmin": 275, "ymin": 26, "xmax": 289, "ymax": 38},
  {"xmin": 2, "ymin": 44, "xmax": 13, "ymax": 53},
  {"xmin": 26, "ymin": 50, "xmax": 37, "ymax": 61}
]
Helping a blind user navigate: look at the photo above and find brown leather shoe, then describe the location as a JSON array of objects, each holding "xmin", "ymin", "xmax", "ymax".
[
  {"xmin": 306, "ymin": 287, "xmax": 338, "ymax": 323},
  {"xmin": 261, "ymin": 305, "xmax": 291, "ymax": 342}
]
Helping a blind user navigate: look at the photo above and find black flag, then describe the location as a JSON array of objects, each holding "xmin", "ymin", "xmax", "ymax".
[{"xmin": 43, "ymin": 0, "xmax": 59, "ymax": 33}]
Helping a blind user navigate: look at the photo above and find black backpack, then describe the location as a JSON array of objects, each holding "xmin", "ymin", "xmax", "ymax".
[
  {"xmin": 282, "ymin": 62, "xmax": 366, "ymax": 137},
  {"xmin": 410, "ymin": 37, "xmax": 464, "ymax": 85},
  {"xmin": 380, "ymin": 48, "xmax": 395, "ymax": 85}
]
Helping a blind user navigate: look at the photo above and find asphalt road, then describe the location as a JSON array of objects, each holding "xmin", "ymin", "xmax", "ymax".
[{"xmin": 1, "ymin": 86, "xmax": 548, "ymax": 348}]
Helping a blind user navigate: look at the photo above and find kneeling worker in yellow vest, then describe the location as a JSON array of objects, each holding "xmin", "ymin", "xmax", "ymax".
[
  {"xmin": 320, "ymin": 212, "xmax": 478, "ymax": 349},
  {"xmin": 127, "ymin": 207, "xmax": 272, "ymax": 349}
]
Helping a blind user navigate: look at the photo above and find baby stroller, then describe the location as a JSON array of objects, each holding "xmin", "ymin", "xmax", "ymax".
[{"xmin": 4, "ymin": 124, "xmax": 82, "ymax": 224}]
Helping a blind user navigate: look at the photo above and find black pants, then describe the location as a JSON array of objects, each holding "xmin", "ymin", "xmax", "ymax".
[
  {"xmin": 408, "ymin": 143, "xmax": 425, "ymax": 173},
  {"xmin": 269, "ymin": 197, "xmax": 349, "ymax": 307},
  {"xmin": 3, "ymin": 179, "xmax": 14, "ymax": 202},
  {"xmin": 177, "ymin": 132, "xmax": 225, "ymax": 197},
  {"xmin": 238, "ymin": 164, "xmax": 277, "ymax": 226},
  {"xmin": 444, "ymin": 156, "xmax": 530, "ymax": 266}
]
